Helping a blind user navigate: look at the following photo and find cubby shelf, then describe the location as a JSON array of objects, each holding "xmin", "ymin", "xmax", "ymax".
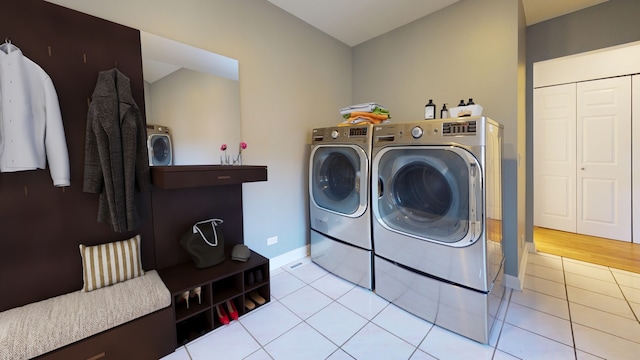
[{"xmin": 158, "ymin": 250, "xmax": 270, "ymax": 346}]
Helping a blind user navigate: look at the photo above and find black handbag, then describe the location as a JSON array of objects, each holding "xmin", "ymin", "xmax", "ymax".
[{"xmin": 180, "ymin": 218, "xmax": 225, "ymax": 268}]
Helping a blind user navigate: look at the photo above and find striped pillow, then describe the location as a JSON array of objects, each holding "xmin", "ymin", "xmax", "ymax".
[{"xmin": 79, "ymin": 235, "xmax": 145, "ymax": 292}]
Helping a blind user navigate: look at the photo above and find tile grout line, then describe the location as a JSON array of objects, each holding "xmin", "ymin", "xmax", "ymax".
[
  {"xmin": 609, "ymin": 266, "xmax": 640, "ymax": 324},
  {"xmin": 560, "ymin": 256, "xmax": 579, "ymax": 360}
]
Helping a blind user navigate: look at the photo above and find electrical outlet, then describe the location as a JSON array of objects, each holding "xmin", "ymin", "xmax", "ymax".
[{"xmin": 267, "ymin": 236, "xmax": 278, "ymax": 246}]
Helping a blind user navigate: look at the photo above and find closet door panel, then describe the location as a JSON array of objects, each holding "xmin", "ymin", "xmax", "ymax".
[
  {"xmin": 577, "ymin": 76, "xmax": 631, "ymax": 242},
  {"xmin": 534, "ymin": 84, "xmax": 577, "ymax": 232}
]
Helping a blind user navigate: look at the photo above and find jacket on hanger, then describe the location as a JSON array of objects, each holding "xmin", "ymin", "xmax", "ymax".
[
  {"xmin": 83, "ymin": 68, "xmax": 150, "ymax": 233},
  {"xmin": 0, "ymin": 42, "xmax": 70, "ymax": 186}
]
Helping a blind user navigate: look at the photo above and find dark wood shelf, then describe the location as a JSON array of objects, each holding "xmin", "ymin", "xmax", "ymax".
[
  {"xmin": 158, "ymin": 251, "xmax": 270, "ymax": 347},
  {"xmin": 151, "ymin": 165, "xmax": 267, "ymax": 189}
]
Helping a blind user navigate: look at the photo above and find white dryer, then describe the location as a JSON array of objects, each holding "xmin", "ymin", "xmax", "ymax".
[
  {"xmin": 146, "ymin": 124, "xmax": 172, "ymax": 166},
  {"xmin": 309, "ymin": 125, "xmax": 373, "ymax": 289},
  {"xmin": 371, "ymin": 116, "xmax": 505, "ymax": 343}
]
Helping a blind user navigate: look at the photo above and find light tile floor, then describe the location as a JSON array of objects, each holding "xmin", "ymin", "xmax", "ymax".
[{"xmin": 161, "ymin": 252, "xmax": 640, "ymax": 360}]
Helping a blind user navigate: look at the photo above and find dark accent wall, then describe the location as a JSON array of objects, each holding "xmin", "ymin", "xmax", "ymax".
[
  {"xmin": 525, "ymin": 0, "xmax": 640, "ymax": 243},
  {"xmin": 0, "ymin": 0, "xmax": 152, "ymax": 311},
  {"xmin": 527, "ymin": 0, "xmax": 640, "ymax": 63},
  {"xmin": 0, "ymin": 1, "xmax": 251, "ymax": 313},
  {"xmin": 152, "ymin": 185, "xmax": 245, "ymax": 270}
]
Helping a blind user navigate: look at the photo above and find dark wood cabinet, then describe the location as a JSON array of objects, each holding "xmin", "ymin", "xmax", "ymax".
[
  {"xmin": 158, "ymin": 251, "xmax": 270, "ymax": 345},
  {"xmin": 152, "ymin": 165, "xmax": 270, "ymax": 348}
]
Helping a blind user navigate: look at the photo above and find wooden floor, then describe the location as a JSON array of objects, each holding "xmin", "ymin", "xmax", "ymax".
[{"xmin": 534, "ymin": 227, "xmax": 640, "ymax": 274}]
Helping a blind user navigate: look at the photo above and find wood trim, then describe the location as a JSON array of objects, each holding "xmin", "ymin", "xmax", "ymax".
[{"xmin": 534, "ymin": 227, "xmax": 640, "ymax": 273}]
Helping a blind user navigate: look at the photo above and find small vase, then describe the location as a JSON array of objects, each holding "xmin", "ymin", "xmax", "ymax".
[
  {"xmin": 233, "ymin": 154, "xmax": 242, "ymax": 166},
  {"xmin": 220, "ymin": 154, "xmax": 230, "ymax": 165}
]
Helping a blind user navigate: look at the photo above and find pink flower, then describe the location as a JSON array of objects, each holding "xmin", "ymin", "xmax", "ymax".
[
  {"xmin": 220, "ymin": 144, "xmax": 227, "ymax": 151},
  {"xmin": 239, "ymin": 142, "xmax": 247, "ymax": 153}
]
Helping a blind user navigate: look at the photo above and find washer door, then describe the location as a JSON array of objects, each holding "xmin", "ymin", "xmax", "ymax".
[
  {"xmin": 310, "ymin": 144, "xmax": 368, "ymax": 217},
  {"xmin": 148, "ymin": 134, "xmax": 172, "ymax": 166},
  {"xmin": 373, "ymin": 146, "xmax": 482, "ymax": 246}
]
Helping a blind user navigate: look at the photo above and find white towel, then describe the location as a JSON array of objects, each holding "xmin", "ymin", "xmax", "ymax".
[{"xmin": 339, "ymin": 102, "xmax": 387, "ymax": 116}]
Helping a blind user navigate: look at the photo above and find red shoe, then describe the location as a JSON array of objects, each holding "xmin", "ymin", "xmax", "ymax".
[
  {"xmin": 216, "ymin": 304, "xmax": 230, "ymax": 325},
  {"xmin": 226, "ymin": 300, "xmax": 239, "ymax": 320}
]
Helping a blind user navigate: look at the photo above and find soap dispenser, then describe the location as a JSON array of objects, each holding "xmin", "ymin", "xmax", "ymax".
[
  {"xmin": 440, "ymin": 103, "xmax": 449, "ymax": 119},
  {"xmin": 424, "ymin": 99, "xmax": 436, "ymax": 120}
]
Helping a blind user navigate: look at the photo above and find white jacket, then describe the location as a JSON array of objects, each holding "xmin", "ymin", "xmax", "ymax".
[{"xmin": 0, "ymin": 43, "xmax": 70, "ymax": 187}]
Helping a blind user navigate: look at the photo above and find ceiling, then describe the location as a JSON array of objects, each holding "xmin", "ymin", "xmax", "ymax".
[{"xmin": 267, "ymin": 0, "xmax": 609, "ymax": 47}]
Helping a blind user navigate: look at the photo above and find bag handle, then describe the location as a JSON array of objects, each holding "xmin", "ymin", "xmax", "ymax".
[{"xmin": 192, "ymin": 218, "xmax": 223, "ymax": 247}]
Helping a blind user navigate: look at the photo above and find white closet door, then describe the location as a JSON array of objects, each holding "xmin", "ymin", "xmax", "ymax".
[
  {"xmin": 633, "ymin": 75, "xmax": 640, "ymax": 243},
  {"xmin": 577, "ymin": 76, "xmax": 631, "ymax": 242},
  {"xmin": 534, "ymin": 83, "xmax": 577, "ymax": 232}
]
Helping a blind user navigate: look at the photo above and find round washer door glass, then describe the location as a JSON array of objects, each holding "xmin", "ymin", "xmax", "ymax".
[
  {"xmin": 311, "ymin": 145, "xmax": 367, "ymax": 217},
  {"xmin": 148, "ymin": 134, "xmax": 172, "ymax": 166},
  {"xmin": 374, "ymin": 146, "xmax": 481, "ymax": 244}
]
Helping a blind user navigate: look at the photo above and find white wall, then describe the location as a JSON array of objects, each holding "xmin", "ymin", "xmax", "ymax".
[
  {"xmin": 46, "ymin": 0, "xmax": 353, "ymax": 260},
  {"xmin": 352, "ymin": 0, "xmax": 527, "ymax": 281}
]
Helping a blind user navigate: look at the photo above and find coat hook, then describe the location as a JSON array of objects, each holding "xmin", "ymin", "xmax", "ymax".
[
  {"xmin": 24, "ymin": 186, "xmax": 28, "ymax": 196},
  {"xmin": 114, "ymin": 60, "xmax": 118, "ymax": 68},
  {"xmin": 48, "ymin": 46, "xmax": 52, "ymax": 57},
  {"xmin": 83, "ymin": 54, "xmax": 87, "ymax": 64},
  {"xmin": 4, "ymin": 37, "xmax": 11, "ymax": 44}
]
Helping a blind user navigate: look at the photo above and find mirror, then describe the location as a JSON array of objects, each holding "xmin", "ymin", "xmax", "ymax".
[{"xmin": 141, "ymin": 31, "xmax": 240, "ymax": 165}]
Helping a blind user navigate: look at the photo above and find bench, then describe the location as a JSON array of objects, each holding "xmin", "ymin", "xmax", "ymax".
[{"xmin": 0, "ymin": 270, "xmax": 172, "ymax": 360}]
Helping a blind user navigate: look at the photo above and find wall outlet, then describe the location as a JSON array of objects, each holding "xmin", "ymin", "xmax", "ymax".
[{"xmin": 267, "ymin": 236, "xmax": 278, "ymax": 246}]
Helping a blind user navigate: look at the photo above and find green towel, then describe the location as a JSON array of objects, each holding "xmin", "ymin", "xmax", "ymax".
[{"xmin": 343, "ymin": 107, "xmax": 390, "ymax": 119}]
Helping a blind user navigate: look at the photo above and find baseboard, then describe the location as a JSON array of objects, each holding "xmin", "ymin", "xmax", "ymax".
[
  {"xmin": 268, "ymin": 245, "xmax": 309, "ymax": 271},
  {"xmin": 505, "ymin": 247, "xmax": 529, "ymax": 291}
]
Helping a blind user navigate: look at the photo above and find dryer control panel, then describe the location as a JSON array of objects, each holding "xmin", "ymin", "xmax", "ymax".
[
  {"xmin": 442, "ymin": 120, "xmax": 477, "ymax": 135},
  {"xmin": 312, "ymin": 125, "xmax": 372, "ymax": 145}
]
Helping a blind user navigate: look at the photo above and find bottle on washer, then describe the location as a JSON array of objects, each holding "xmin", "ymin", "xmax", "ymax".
[
  {"xmin": 441, "ymin": 103, "xmax": 449, "ymax": 119},
  {"xmin": 424, "ymin": 99, "xmax": 436, "ymax": 120}
]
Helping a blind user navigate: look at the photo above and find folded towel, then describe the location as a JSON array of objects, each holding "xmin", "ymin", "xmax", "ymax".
[
  {"xmin": 338, "ymin": 118, "xmax": 391, "ymax": 126},
  {"xmin": 337, "ymin": 112, "xmax": 389, "ymax": 126},
  {"xmin": 348, "ymin": 112, "xmax": 389, "ymax": 122},
  {"xmin": 339, "ymin": 102, "xmax": 388, "ymax": 116},
  {"xmin": 342, "ymin": 107, "xmax": 390, "ymax": 119}
]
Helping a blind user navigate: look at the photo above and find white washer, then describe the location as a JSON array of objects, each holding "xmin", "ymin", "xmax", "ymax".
[
  {"xmin": 309, "ymin": 125, "xmax": 373, "ymax": 289},
  {"xmin": 146, "ymin": 124, "xmax": 172, "ymax": 166},
  {"xmin": 371, "ymin": 116, "xmax": 505, "ymax": 343}
]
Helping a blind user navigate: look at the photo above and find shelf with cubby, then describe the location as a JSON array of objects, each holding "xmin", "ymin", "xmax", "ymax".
[{"xmin": 159, "ymin": 250, "xmax": 270, "ymax": 346}]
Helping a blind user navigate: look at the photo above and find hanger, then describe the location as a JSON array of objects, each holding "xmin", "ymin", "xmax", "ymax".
[{"xmin": 1, "ymin": 37, "xmax": 14, "ymax": 54}]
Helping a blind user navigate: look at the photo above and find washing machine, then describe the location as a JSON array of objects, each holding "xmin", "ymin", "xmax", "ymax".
[
  {"xmin": 309, "ymin": 125, "xmax": 373, "ymax": 289},
  {"xmin": 146, "ymin": 124, "xmax": 172, "ymax": 166},
  {"xmin": 371, "ymin": 116, "xmax": 505, "ymax": 343}
]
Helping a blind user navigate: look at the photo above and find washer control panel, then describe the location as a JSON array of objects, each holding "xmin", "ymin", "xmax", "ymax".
[{"xmin": 442, "ymin": 120, "xmax": 477, "ymax": 135}]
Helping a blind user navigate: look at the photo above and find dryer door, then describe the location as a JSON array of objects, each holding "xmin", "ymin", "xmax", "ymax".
[
  {"xmin": 148, "ymin": 134, "xmax": 173, "ymax": 166},
  {"xmin": 372, "ymin": 146, "xmax": 482, "ymax": 246},
  {"xmin": 310, "ymin": 144, "xmax": 368, "ymax": 217}
]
